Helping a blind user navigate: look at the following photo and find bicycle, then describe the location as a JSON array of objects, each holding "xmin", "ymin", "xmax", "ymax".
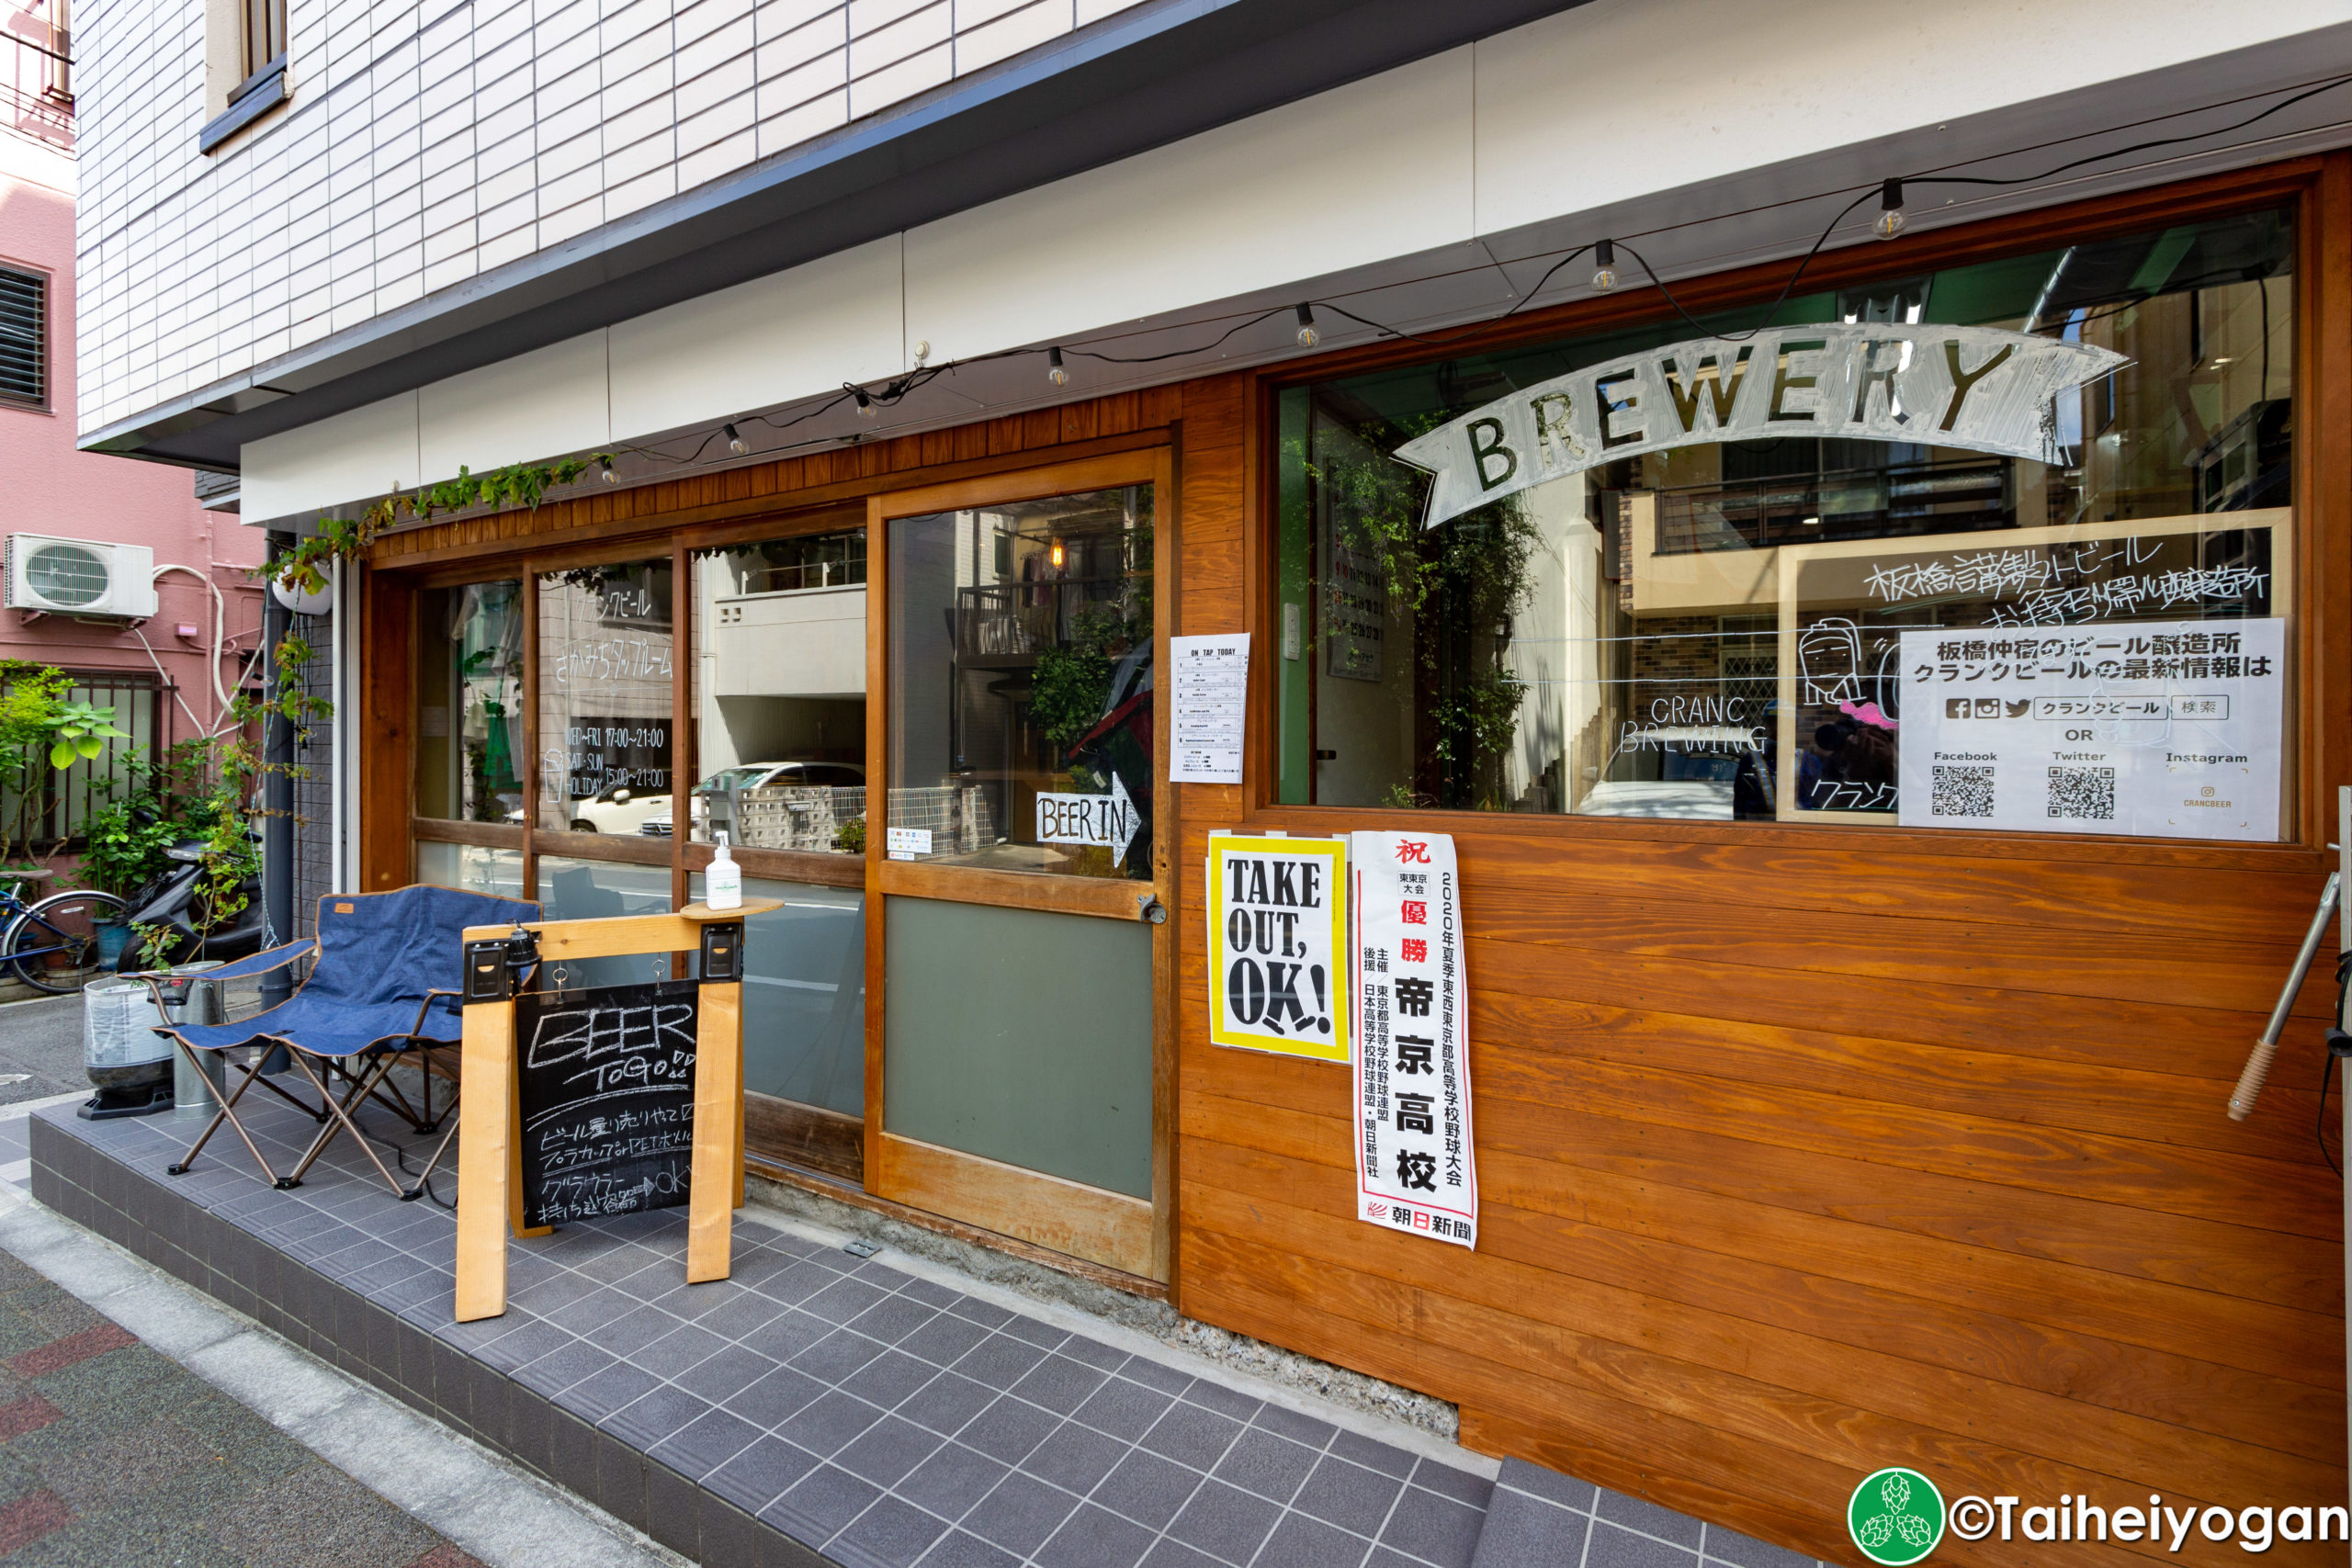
[{"xmin": 0, "ymin": 874, "xmax": 128, "ymax": 994}]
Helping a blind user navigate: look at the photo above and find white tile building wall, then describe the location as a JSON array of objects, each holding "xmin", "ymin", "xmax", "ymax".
[{"xmin": 72, "ymin": 0, "xmax": 1148, "ymax": 436}]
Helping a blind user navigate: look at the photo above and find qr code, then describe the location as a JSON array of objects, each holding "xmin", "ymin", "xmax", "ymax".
[
  {"xmin": 1931, "ymin": 765, "xmax": 1995, "ymax": 818},
  {"xmin": 2047, "ymin": 765, "xmax": 2116, "ymax": 820}
]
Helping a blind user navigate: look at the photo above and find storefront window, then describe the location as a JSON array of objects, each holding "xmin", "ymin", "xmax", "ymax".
[
  {"xmin": 1277, "ymin": 208, "xmax": 2294, "ymax": 840},
  {"xmin": 535, "ymin": 855, "xmax": 673, "ymax": 988},
  {"xmin": 690, "ymin": 871, "xmax": 865, "ymax": 1116},
  {"xmin": 414, "ymin": 581, "xmax": 524, "ymax": 822},
  {"xmin": 416, "ymin": 840, "xmax": 524, "ymax": 898},
  {"xmin": 888, "ymin": 486, "xmax": 1155, "ymax": 877},
  {"xmin": 685, "ymin": 529, "xmax": 865, "ymax": 853},
  {"xmin": 536, "ymin": 558, "xmax": 675, "ymax": 835}
]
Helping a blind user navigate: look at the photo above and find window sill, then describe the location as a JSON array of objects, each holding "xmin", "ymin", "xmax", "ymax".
[{"xmin": 198, "ymin": 57, "xmax": 285, "ymax": 153}]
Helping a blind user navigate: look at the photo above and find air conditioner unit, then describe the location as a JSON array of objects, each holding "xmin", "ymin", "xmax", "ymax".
[{"xmin": 3, "ymin": 536, "xmax": 157, "ymax": 619}]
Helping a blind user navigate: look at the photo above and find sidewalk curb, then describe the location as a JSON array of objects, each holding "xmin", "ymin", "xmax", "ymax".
[{"xmin": 0, "ymin": 1181, "xmax": 695, "ymax": 1568}]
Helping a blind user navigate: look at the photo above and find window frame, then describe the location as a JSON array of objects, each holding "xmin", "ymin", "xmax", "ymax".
[
  {"xmin": 1247, "ymin": 159, "xmax": 2341, "ymax": 860},
  {"xmin": 0, "ymin": 263, "xmax": 48, "ymax": 411}
]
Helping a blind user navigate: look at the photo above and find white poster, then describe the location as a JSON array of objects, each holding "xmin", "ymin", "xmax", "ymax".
[
  {"xmin": 1170, "ymin": 634, "xmax": 1250, "ymax": 783},
  {"xmin": 1207, "ymin": 834, "xmax": 1349, "ymax": 1063},
  {"xmin": 1349, "ymin": 830, "xmax": 1476, "ymax": 1248},
  {"xmin": 1896, "ymin": 617, "xmax": 2283, "ymax": 840}
]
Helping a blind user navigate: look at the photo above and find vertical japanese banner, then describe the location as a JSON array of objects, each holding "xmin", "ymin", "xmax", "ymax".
[
  {"xmin": 1206, "ymin": 835, "xmax": 1351, "ymax": 1063},
  {"xmin": 1350, "ymin": 831, "xmax": 1476, "ymax": 1247}
]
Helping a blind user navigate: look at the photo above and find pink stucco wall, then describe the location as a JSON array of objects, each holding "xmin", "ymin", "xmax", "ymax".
[{"xmin": 0, "ymin": 45, "xmax": 264, "ymax": 747}]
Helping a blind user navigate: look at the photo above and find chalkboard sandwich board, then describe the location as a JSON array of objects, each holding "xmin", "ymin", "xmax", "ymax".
[{"xmin": 514, "ymin": 978, "xmax": 699, "ymax": 1229}]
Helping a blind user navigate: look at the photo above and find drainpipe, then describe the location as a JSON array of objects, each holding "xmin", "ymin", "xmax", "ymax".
[{"xmin": 259, "ymin": 534, "xmax": 296, "ymax": 1014}]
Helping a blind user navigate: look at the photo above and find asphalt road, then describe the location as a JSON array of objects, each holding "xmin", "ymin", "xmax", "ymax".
[{"xmin": 0, "ymin": 998, "xmax": 92, "ymax": 1108}]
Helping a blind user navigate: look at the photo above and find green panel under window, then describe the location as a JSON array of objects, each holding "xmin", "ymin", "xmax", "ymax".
[{"xmin": 883, "ymin": 897, "xmax": 1152, "ymax": 1197}]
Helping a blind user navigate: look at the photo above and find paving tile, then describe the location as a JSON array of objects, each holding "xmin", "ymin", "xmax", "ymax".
[
  {"xmin": 542, "ymin": 1287, "xmax": 641, "ymax": 1336},
  {"xmin": 851, "ymin": 1293, "xmax": 941, "ymax": 1346},
  {"xmin": 1055, "ymin": 1335, "xmax": 1127, "ymax": 1374},
  {"xmin": 835, "ymin": 1413, "xmax": 947, "ymax": 1489},
  {"xmin": 946, "ymin": 1297, "xmax": 1014, "ymax": 1330},
  {"xmin": 847, "ymin": 1348, "xmax": 946, "ymax": 1410},
  {"xmin": 1585, "ymin": 1521, "xmax": 1702, "ymax": 1568},
  {"xmin": 1023, "ymin": 1419, "xmax": 1125, "ymax": 1495},
  {"xmin": 1329, "ymin": 1430, "xmax": 1418, "ymax": 1481},
  {"xmin": 633, "ymin": 1322, "xmax": 731, "ymax": 1379},
  {"xmin": 1260, "ymin": 1511, "xmax": 1376, "ymax": 1568},
  {"xmin": 1090, "ymin": 1447, "xmax": 1204, "ymax": 1532},
  {"xmin": 1411, "ymin": 1463, "xmax": 1492, "ymax": 1511},
  {"xmin": 1073, "ymin": 1376, "xmax": 1173, "ymax": 1442},
  {"xmin": 675, "ymin": 1342, "xmax": 782, "ymax": 1404},
  {"xmin": 777, "ymin": 1389, "xmax": 889, "ymax": 1458},
  {"xmin": 899, "ymin": 1312, "xmax": 990, "ymax": 1368},
  {"xmin": 766, "ymin": 1462, "xmax": 886, "ymax": 1544},
  {"xmin": 1012, "ymin": 1354, "xmax": 1110, "ymax": 1416},
  {"xmin": 601, "ymin": 1303, "xmax": 695, "ymax": 1358},
  {"xmin": 1699, "ymin": 1528, "xmax": 1813, "ymax": 1568},
  {"xmin": 797, "ymin": 1326, "xmax": 892, "ymax": 1383},
  {"xmin": 745, "ymin": 1309, "xmax": 839, "ymax": 1365},
  {"xmin": 964, "ymin": 1470, "xmax": 1083, "ymax": 1557},
  {"xmin": 1035, "ymin": 1502, "xmax": 1157, "ymax": 1568},
  {"xmin": 1379, "ymin": 1489, "xmax": 1485, "ymax": 1568},
  {"xmin": 1167, "ymin": 1478, "xmax": 1282, "ymax": 1565},
  {"xmin": 757, "ymin": 1260, "xmax": 848, "ymax": 1307},
  {"xmin": 1139, "ymin": 1402, "xmax": 1244, "ymax": 1472},
  {"xmin": 726, "ymin": 1364, "xmax": 831, "ymax": 1430},
  {"xmin": 1178, "ymin": 1378, "xmax": 1261, "ymax": 1424},
  {"xmin": 919, "ymin": 1529, "xmax": 1025, "ymax": 1568},
  {"xmin": 1295, "ymin": 1456, "xmax": 1408, "ymax": 1537},
  {"xmin": 897, "ymin": 1440, "xmax": 1011, "ymax": 1521},
  {"xmin": 899, "ymin": 1372, "xmax": 1000, "ymax": 1438},
  {"xmin": 647, "ymin": 1404, "xmax": 764, "ymax": 1482},
  {"xmin": 1473, "ymin": 1487, "xmax": 1591, "ymax": 1568},
  {"xmin": 955, "ymin": 1332, "xmax": 1051, "ymax": 1388},
  {"xmin": 1114, "ymin": 1357, "xmax": 1192, "ymax": 1396},
  {"xmin": 1597, "ymin": 1490, "xmax": 1704, "ymax": 1550},
  {"xmin": 707, "ymin": 1434, "xmax": 824, "ymax": 1517},
  {"xmin": 803, "ymin": 1276, "xmax": 893, "ymax": 1324},
  {"xmin": 1494, "ymin": 1459, "xmax": 1595, "ymax": 1515},
  {"xmin": 834, "ymin": 1494, "xmax": 953, "ymax": 1568},
  {"xmin": 695, "ymin": 1288, "xmax": 792, "ymax": 1341},
  {"xmin": 1250, "ymin": 1404, "xmax": 1339, "ymax": 1450},
  {"xmin": 956, "ymin": 1396, "xmax": 1061, "ymax": 1466},
  {"xmin": 1213, "ymin": 1427, "xmax": 1319, "ymax": 1505},
  {"xmin": 510, "ymin": 1339, "xmax": 618, "ymax": 1400},
  {"xmin": 556, "ymin": 1363, "xmax": 664, "ymax": 1426},
  {"xmin": 896, "ymin": 1278, "xmax": 961, "ymax": 1311}
]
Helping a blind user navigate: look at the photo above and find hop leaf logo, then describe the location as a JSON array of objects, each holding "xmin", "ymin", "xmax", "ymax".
[{"xmin": 1847, "ymin": 1469, "xmax": 1945, "ymax": 1566}]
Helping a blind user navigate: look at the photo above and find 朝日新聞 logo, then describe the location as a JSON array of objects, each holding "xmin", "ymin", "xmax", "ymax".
[{"xmin": 1848, "ymin": 1468, "xmax": 1945, "ymax": 1565}]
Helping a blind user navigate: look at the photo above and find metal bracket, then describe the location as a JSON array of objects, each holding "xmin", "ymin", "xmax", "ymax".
[
  {"xmin": 461, "ymin": 939, "xmax": 511, "ymax": 1002},
  {"xmin": 700, "ymin": 921, "xmax": 745, "ymax": 983}
]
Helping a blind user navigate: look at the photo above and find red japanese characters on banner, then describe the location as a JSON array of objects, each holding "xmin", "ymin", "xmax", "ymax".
[{"xmin": 1349, "ymin": 830, "xmax": 1476, "ymax": 1248}]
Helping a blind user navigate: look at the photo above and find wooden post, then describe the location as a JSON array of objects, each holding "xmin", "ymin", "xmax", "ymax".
[
  {"xmin": 688, "ymin": 969, "xmax": 743, "ymax": 1282},
  {"xmin": 454, "ymin": 988, "xmax": 514, "ymax": 1323}
]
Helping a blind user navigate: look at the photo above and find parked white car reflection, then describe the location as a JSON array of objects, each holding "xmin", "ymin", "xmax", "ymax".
[{"xmin": 641, "ymin": 761, "xmax": 865, "ymax": 838}]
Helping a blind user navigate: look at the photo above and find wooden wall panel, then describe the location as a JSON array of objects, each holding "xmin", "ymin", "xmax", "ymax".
[{"xmin": 1169, "ymin": 165, "xmax": 2351, "ymax": 1568}]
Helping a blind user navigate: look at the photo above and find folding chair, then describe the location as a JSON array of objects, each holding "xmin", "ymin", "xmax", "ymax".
[{"xmin": 148, "ymin": 885, "xmax": 539, "ymax": 1196}]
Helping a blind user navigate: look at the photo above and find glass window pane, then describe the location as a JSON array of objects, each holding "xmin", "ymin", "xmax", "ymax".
[
  {"xmin": 534, "ymin": 855, "xmax": 673, "ymax": 989},
  {"xmin": 536, "ymin": 559, "xmax": 675, "ymax": 835},
  {"xmin": 416, "ymin": 840, "xmax": 525, "ymax": 900},
  {"xmin": 684, "ymin": 529, "xmax": 865, "ymax": 852},
  {"xmin": 883, "ymin": 897, "xmax": 1150, "ymax": 1196},
  {"xmin": 415, "ymin": 581, "xmax": 525, "ymax": 823},
  {"xmin": 688, "ymin": 872, "xmax": 865, "ymax": 1116},
  {"xmin": 888, "ymin": 487, "xmax": 1154, "ymax": 878},
  {"xmin": 1276, "ymin": 207, "xmax": 2294, "ymax": 839}
]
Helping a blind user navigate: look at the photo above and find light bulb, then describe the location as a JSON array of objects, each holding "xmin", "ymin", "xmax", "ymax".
[
  {"xmin": 1295, "ymin": 303, "xmax": 1318, "ymax": 348},
  {"xmin": 1874, "ymin": 178, "xmax": 1905, "ymax": 241},
  {"xmin": 854, "ymin": 389, "xmax": 877, "ymax": 421},
  {"xmin": 724, "ymin": 423, "xmax": 747, "ymax": 456},
  {"xmin": 1591, "ymin": 239, "xmax": 1617, "ymax": 294},
  {"xmin": 598, "ymin": 457, "xmax": 616, "ymax": 484},
  {"xmin": 1047, "ymin": 347, "xmax": 1069, "ymax": 387},
  {"xmin": 1050, "ymin": 537, "xmax": 1066, "ymax": 569}
]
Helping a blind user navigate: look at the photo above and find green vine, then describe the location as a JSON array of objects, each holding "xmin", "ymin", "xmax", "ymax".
[{"xmin": 162, "ymin": 455, "xmax": 609, "ymax": 964}]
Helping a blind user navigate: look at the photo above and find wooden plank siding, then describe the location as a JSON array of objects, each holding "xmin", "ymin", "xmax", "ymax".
[{"xmin": 359, "ymin": 156, "xmax": 2352, "ymax": 1568}]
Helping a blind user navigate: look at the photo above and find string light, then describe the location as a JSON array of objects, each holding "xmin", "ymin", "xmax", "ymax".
[
  {"xmin": 524, "ymin": 73, "xmax": 2352, "ymax": 501},
  {"xmin": 1874, "ymin": 178, "xmax": 1905, "ymax": 241}
]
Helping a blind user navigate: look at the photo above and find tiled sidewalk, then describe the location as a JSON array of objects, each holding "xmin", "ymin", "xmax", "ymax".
[{"xmin": 26, "ymin": 1084, "xmax": 1835, "ymax": 1568}]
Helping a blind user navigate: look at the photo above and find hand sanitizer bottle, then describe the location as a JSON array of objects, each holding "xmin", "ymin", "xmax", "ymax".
[{"xmin": 707, "ymin": 830, "xmax": 742, "ymax": 911}]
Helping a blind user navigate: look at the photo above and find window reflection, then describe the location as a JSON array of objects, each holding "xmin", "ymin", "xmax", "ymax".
[
  {"xmin": 414, "ymin": 581, "xmax": 524, "ymax": 822},
  {"xmin": 888, "ymin": 487, "xmax": 1154, "ymax": 879},
  {"xmin": 1277, "ymin": 208, "xmax": 2293, "ymax": 835},
  {"xmin": 536, "ymin": 559, "xmax": 674, "ymax": 834},
  {"xmin": 681, "ymin": 529, "xmax": 866, "ymax": 852}
]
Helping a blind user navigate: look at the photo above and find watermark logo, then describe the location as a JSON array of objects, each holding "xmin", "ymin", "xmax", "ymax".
[{"xmin": 1849, "ymin": 1469, "xmax": 1946, "ymax": 1565}]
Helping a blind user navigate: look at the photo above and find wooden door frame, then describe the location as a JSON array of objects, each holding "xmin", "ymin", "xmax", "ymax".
[{"xmin": 863, "ymin": 445, "xmax": 1179, "ymax": 1283}]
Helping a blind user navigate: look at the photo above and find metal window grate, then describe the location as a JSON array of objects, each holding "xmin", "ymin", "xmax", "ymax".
[{"xmin": 0, "ymin": 266, "xmax": 42, "ymax": 404}]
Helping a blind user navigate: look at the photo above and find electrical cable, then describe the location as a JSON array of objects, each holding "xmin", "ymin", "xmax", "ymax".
[{"xmin": 430, "ymin": 68, "xmax": 2352, "ymax": 509}]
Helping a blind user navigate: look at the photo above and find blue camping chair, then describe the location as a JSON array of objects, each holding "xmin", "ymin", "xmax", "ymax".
[{"xmin": 146, "ymin": 885, "xmax": 539, "ymax": 1197}]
